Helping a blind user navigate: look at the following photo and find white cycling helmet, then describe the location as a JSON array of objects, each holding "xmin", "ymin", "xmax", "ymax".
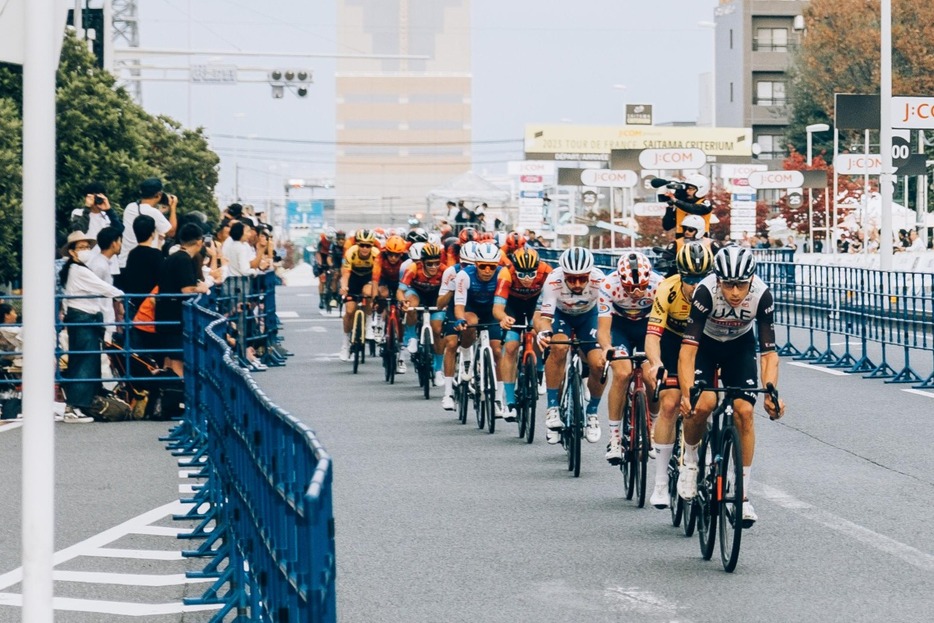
[
  {"xmin": 474, "ymin": 241, "xmax": 502, "ymax": 264},
  {"xmin": 558, "ymin": 247, "xmax": 594, "ymax": 274},
  {"xmin": 460, "ymin": 240, "xmax": 479, "ymax": 265},
  {"xmin": 714, "ymin": 245, "xmax": 757, "ymax": 282},
  {"xmin": 681, "ymin": 214, "xmax": 707, "ymax": 232},
  {"xmin": 428, "ymin": 232, "xmax": 442, "ymax": 246},
  {"xmin": 683, "ymin": 173, "xmax": 710, "ymax": 198},
  {"xmin": 408, "ymin": 242, "xmax": 425, "ymax": 261}
]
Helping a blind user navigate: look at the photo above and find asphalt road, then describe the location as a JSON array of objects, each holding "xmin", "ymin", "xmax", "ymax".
[{"xmin": 2, "ymin": 285, "xmax": 932, "ymax": 622}]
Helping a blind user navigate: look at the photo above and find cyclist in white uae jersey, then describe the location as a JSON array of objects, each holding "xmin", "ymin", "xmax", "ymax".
[
  {"xmin": 677, "ymin": 246, "xmax": 785, "ymax": 526},
  {"xmin": 536, "ymin": 248, "xmax": 607, "ymax": 445}
]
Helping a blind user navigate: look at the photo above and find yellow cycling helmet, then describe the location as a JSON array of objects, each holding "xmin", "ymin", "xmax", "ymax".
[
  {"xmin": 511, "ymin": 247, "xmax": 540, "ymax": 272},
  {"xmin": 676, "ymin": 241, "xmax": 713, "ymax": 277},
  {"xmin": 355, "ymin": 228, "xmax": 377, "ymax": 245}
]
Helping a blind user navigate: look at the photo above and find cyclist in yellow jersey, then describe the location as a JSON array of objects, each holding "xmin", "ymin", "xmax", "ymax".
[
  {"xmin": 339, "ymin": 228, "xmax": 381, "ymax": 361},
  {"xmin": 644, "ymin": 242, "xmax": 713, "ymax": 508}
]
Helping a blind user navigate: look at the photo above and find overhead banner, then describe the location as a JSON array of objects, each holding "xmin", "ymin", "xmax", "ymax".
[{"xmin": 524, "ymin": 124, "xmax": 752, "ymax": 158}]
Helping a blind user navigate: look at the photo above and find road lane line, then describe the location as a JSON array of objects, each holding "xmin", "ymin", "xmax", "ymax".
[
  {"xmin": 0, "ymin": 593, "xmax": 221, "ymax": 616},
  {"xmin": 902, "ymin": 389, "xmax": 934, "ymax": 399},
  {"xmin": 129, "ymin": 525, "xmax": 191, "ymax": 537},
  {"xmin": 786, "ymin": 362, "xmax": 848, "ymax": 376},
  {"xmin": 277, "ymin": 311, "xmax": 299, "ymax": 318},
  {"xmin": 758, "ymin": 484, "xmax": 934, "ymax": 571},
  {"xmin": 85, "ymin": 548, "xmax": 184, "ymax": 561},
  {"xmin": 0, "ymin": 422, "xmax": 22, "ymax": 433},
  {"xmin": 52, "ymin": 570, "xmax": 212, "ymax": 586}
]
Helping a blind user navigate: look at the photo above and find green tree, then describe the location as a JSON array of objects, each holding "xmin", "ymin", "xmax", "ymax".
[{"xmin": 0, "ymin": 32, "xmax": 220, "ymax": 283}]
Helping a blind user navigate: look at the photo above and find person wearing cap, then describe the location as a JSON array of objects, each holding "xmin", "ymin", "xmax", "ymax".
[
  {"xmin": 70, "ymin": 181, "xmax": 123, "ymax": 240},
  {"xmin": 117, "ymin": 177, "xmax": 177, "ymax": 269},
  {"xmin": 59, "ymin": 231, "xmax": 124, "ymax": 422}
]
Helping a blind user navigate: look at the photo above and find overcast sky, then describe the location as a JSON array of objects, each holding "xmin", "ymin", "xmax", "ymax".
[{"xmin": 130, "ymin": 0, "xmax": 719, "ymax": 206}]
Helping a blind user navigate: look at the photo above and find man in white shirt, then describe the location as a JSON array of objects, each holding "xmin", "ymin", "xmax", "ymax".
[
  {"xmin": 118, "ymin": 177, "xmax": 177, "ymax": 268},
  {"xmin": 907, "ymin": 229, "xmax": 926, "ymax": 251},
  {"xmin": 70, "ymin": 181, "xmax": 123, "ymax": 240},
  {"xmin": 224, "ymin": 222, "xmax": 258, "ymax": 277},
  {"xmin": 86, "ymin": 227, "xmax": 124, "ymax": 342}
]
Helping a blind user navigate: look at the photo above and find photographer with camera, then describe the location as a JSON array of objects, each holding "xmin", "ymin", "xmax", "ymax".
[
  {"xmin": 656, "ymin": 173, "xmax": 712, "ymax": 239},
  {"xmin": 118, "ymin": 177, "xmax": 178, "ymax": 270},
  {"xmin": 70, "ymin": 181, "xmax": 123, "ymax": 239}
]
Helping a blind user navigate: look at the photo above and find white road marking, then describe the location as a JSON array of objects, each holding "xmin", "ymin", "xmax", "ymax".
[
  {"xmin": 294, "ymin": 326, "xmax": 327, "ymax": 333},
  {"xmin": 52, "ymin": 570, "xmax": 212, "ymax": 586},
  {"xmin": 902, "ymin": 388, "xmax": 934, "ymax": 399},
  {"xmin": 603, "ymin": 586, "xmax": 685, "ymax": 619},
  {"xmin": 85, "ymin": 548, "xmax": 184, "ymax": 561},
  {"xmin": 129, "ymin": 525, "xmax": 189, "ymax": 537},
  {"xmin": 0, "ymin": 421, "xmax": 22, "ymax": 433},
  {"xmin": 786, "ymin": 361, "xmax": 848, "ymax": 376},
  {"xmin": 0, "ymin": 593, "xmax": 220, "ymax": 616},
  {"xmin": 178, "ymin": 484, "xmax": 198, "ymax": 494},
  {"xmin": 296, "ymin": 293, "xmax": 314, "ymax": 297},
  {"xmin": 758, "ymin": 484, "xmax": 934, "ymax": 571},
  {"xmin": 277, "ymin": 311, "xmax": 300, "ymax": 318},
  {"xmin": 177, "ymin": 469, "xmax": 201, "ymax": 479}
]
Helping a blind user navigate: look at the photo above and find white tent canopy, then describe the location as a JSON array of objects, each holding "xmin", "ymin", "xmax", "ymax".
[{"xmin": 426, "ymin": 171, "xmax": 511, "ymax": 215}]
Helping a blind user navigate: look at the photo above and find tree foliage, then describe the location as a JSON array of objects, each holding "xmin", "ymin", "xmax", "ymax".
[
  {"xmin": 786, "ymin": 0, "xmax": 934, "ymax": 157},
  {"xmin": 0, "ymin": 33, "xmax": 220, "ymax": 284}
]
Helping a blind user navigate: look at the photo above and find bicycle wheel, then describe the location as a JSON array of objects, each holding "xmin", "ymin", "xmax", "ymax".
[
  {"xmin": 456, "ymin": 379, "xmax": 469, "ymax": 424},
  {"xmin": 474, "ymin": 365, "xmax": 485, "ymax": 430},
  {"xmin": 669, "ymin": 419, "xmax": 684, "ymax": 528},
  {"xmin": 696, "ymin": 433, "xmax": 717, "ymax": 561},
  {"xmin": 523, "ymin": 357, "xmax": 537, "ymax": 444},
  {"xmin": 419, "ymin": 338, "xmax": 432, "ymax": 400},
  {"xmin": 383, "ymin": 317, "xmax": 396, "ymax": 384},
  {"xmin": 633, "ymin": 391, "xmax": 649, "ymax": 508},
  {"xmin": 516, "ymin": 373, "xmax": 528, "ymax": 439},
  {"xmin": 484, "ymin": 350, "xmax": 496, "ymax": 434},
  {"xmin": 621, "ymin": 397, "xmax": 636, "ymax": 500},
  {"xmin": 352, "ymin": 310, "xmax": 364, "ymax": 374},
  {"xmin": 718, "ymin": 426, "xmax": 744, "ymax": 572},
  {"xmin": 570, "ymin": 372, "xmax": 582, "ymax": 477}
]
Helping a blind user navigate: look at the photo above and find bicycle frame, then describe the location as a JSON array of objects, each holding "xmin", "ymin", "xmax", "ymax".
[{"xmin": 466, "ymin": 322, "xmax": 499, "ymax": 433}]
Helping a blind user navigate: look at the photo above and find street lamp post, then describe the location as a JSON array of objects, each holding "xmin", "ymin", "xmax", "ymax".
[{"xmin": 806, "ymin": 123, "xmax": 830, "ymax": 253}]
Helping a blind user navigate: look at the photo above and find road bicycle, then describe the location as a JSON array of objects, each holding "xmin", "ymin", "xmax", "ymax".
[
  {"xmin": 688, "ymin": 381, "xmax": 780, "ymax": 573},
  {"xmin": 668, "ymin": 415, "xmax": 697, "ymax": 536},
  {"xmin": 601, "ymin": 351, "xmax": 663, "ymax": 507},
  {"xmin": 380, "ymin": 298, "xmax": 402, "ymax": 384},
  {"xmin": 346, "ymin": 294, "xmax": 368, "ymax": 374},
  {"xmin": 510, "ymin": 324, "xmax": 538, "ymax": 444},
  {"xmin": 454, "ymin": 343, "xmax": 470, "ymax": 425},
  {"xmin": 409, "ymin": 306, "xmax": 440, "ymax": 400},
  {"xmin": 466, "ymin": 322, "xmax": 500, "ymax": 434},
  {"xmin": 322, "ymin": 267, "xmax": 343, "ymax": 315},
  {"xmin": 549, "ymin": 337, "xmax": 597, "ymax": 478}
]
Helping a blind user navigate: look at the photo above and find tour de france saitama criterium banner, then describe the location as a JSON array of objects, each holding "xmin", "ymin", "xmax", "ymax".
[{"xmin": 523, "ymin": 124, "xmax": 754, "ymax": 161}]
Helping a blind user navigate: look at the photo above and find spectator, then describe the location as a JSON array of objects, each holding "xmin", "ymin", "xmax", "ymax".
[
  {"xmin": 59, "ymin": 231, "xmax": 124, "ymax": 423},
  {"xmin": 155, "ymin": 223, "xmax": 210, "ymax": 377},
  {"xmin": 446, "ymin": 201, "xmax": 458, "ymax": 221},
  {"xmin": 907, "ymin": 228, "xmax": 925, "ymax": 251},
  {"xmin": 0, "ymin": 303, "xmax": 19, "ymax": 367},
  {"xmin": 86, "ymin": 227, "xmax": 124, "ymax": 342},
  {"xmin": 121, "ymin": 215, "xmax": 163, "ymax": 314},
  {"xmin": 224, "ymin": 202, "xmax": 244, "ymax": 221},
  {"xmin": 118, "ymin": 177, "xmax": 177, "ymax": 269},
  {"xmin": 70, "ymin": 181, "xmax": 123, "ymax": 239},
  {"xmin": 225, "ymin": 222, "xmax": 258, "ymax": 277},
  {"xmin": 897, "ymin": 229, "xmax": 910, "ymax": 249},
  {"xmin": 785, "ymin": 236, "xmax": 798, "ymax": 253}
]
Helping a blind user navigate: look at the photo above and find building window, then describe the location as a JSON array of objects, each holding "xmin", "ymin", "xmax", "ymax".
[
  {"xmin": 755, "ymin": 81, "xmax": 786, "ymax": 106},
  {"xmin": 754, "ymin": 27, "xmax": 788, "ymax": 52},
  {"xmin": 756, "ymin": 134, "xmax": 785, "ymax": 160}
]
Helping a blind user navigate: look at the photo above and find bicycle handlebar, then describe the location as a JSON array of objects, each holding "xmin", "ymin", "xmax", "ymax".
[
  {"xmin": 409, "ymin": 306, "xmax": 441, "ymax": 312},
  {"xmin": 599, "ymin": 351, "xmax": 665, "ymax": 400},
  {"xmin": 689, "ymin": 381, "xmax": 781, "ymax": 418}
]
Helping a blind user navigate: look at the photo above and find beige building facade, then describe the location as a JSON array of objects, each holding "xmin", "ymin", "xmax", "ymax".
[{"xmin": 336, "ymin": 0, "xmax": 472, "ymax": 225}]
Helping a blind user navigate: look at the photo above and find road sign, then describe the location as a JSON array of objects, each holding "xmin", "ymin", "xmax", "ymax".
[
  {"xmin": 891, "ymin": 135, "xmax": 912, "ymax": 167},
  {"xmin": 579, "ymin": 169, "xmax": 637, "ymax": 188},
  {"xmin": 555, "ymin": 224, "xmax": 589, "ymax": 236},
  {"xmin": 638, "ymin": 148, "xmax": 706, "ymax": 170},
  {"xmin": 787, "ymin": 192, "xmax": 804, "ymax": 207},
  {"xmin": 893, "ymin": 96, "xmax": 934, "ymax": 129},
  {"xmin": 191, "ymin": 64, "xmax": 238, "ymax": 84},
  {"xmin": 625, "ymin": 104, "xmax": 653, "ymax": 126},
  {"xmin": 747, "ymin": 170, "xmax": 804, "ymax": 189}
]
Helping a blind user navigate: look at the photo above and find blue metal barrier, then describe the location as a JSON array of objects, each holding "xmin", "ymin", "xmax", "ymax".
[
  {"xmin": 537, "ymin": 247, "xmax": 934, "ymax": 389},
  {"xmin": 168, "ymin": 297, "xmax": 336, "ymax": 622}
]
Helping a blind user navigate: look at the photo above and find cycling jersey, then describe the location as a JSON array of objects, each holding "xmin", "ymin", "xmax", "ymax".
[
  {"xmin": 378, "ymin": 253, "xmax": 404, "ymax": 285},
  {"xmin": 539, "ymin": 267, "xmax": 605, "ymax": 318},
  {"xmin": 343, "ymin": 245, "xmax": 381, "ymax": 280},
  {"xmin": 597, "ymin": 270, "xmax": 661, "ymax": 321},
  {"xmin": 401, "ymin": 262, "xmax": 443, "ymax": 294},
  {"xmin": 500, "ymin": 262, "xmax": 552, "ymax": 302},
  {"xmin": 647, "ymin": 274, "xmax": 693, "ymax": 338},
  {"xmin": 453, "ymin": 264, "xmax": 510, "ymax": 311},
  {"xmin": 683, "ymin": 274, "xmax": 776, "ymax": 352}
]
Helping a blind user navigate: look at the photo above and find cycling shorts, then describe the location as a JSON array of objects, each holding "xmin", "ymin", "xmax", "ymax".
[
  {"xmin": 610, "ymin": 316, "xmax": 649, "ymax": 358},
  {"xmin": 504, "ymin": 297, "xmax": 538, "ymax": 343},
  {"xmin": 551, "ymin": 308, "xmax": 599, "ymax": 354},
  {"xmin": 346, "ymin": 272, "xmax": 372, "ymax": 298},
  {"xmin": 693, "ymin": 330, "xmax": 759, "ymax": 405}
]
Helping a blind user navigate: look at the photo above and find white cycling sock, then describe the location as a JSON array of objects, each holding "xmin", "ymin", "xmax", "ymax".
[
  {"xmin": 444, "ymin": 376, "xmax": 454, "ymax": 396},
  {"xmin": 743, "ymin": 466, "xmax": 751, "ymax": 498},
  {"xmin": 609, "ymin": 421, "xmax": 621, "ymax": 437},
  {"xmin": 341, "ymin": 333, "xmax": 350, "ymax": 348},
  {"xmin": 684, "ymin": 442, "xmax": 699, "ymax": 465},
  {"xmin": 655, "ymin": 443, "xmax": 674, "ymax": 482}
]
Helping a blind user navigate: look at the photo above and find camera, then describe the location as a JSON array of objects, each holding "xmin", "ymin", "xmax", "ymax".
[
  {"xmin": 665, "ymin": 182, "xmax": 686, "ymax": 191},
  {"xmin": 159, "ymin": 192, "xmax": 174, "ymax": 206},
  {"xmin": 203, "ymin": 235, "xmax": 213, "ymax": 244},
  {"xmin": 93, "ymin": 195, "xmax": 105, "ymax": 205}
]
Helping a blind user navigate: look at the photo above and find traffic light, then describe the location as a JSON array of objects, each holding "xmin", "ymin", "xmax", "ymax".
[{"xmin": 269, "ymin": 69, "xmax": 312, "ymax": 99}]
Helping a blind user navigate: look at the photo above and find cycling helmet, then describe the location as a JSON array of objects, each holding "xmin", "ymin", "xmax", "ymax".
[
  {"xmin": 384, "ymin": 235, "xmax": 407, "ymax": 255},
  {"xmin": 474, "ymin": 241, "xmax": 502, "ymax": 264},
  {"xmin": 714, "ymin": 245, "xmax": 756, "ymax": 282},
  {"xmin": 676, "ymin": 241, "xmax": 713, "ymax": 277},
  {"xmin": 334, "ymin": 229, "xmax": 346, "ymax": 239},
  {"xmin": 558, "ymin": 247, "xmax": 594, "ymax": 275},
  {"xmin": 503, "ymin": 231, "xmax": 525, "ymax": 253},
  {"xmin": 458, "ymin": 227, "xmax": 478, "ymax": 244},
  {"xmin": 420, "ymin": 242, "xmax": 443, "ymax": 261},
  {"xmin": 681, "ymin": 214, "xmax": 706, "ymax": 232},
  {"xmin": 443, "ymin": 237, "xmax": 461, "ymax": 257},
  {"xmin": 355, "ymin": 228, "xmax": 376, "ymax": 245},
  {"xmin": 408, "ymin": 242, "xmax": 425, "ymax": 261},
  {"xmin": 460, "ymin": 241, "xmax": 479, "ymax": 265},
  {"xmin": 683, "ymin": 173, "xmax": 710, "ymax": 198},
  {"xmin": 616, "ymin": 252, "xmax": 652, "ymax": 287},
  {"xmin": 427, "ymin": 232, "xmax": 442, "ymax": 246},
  {"xmin": 406, "ymin": 227, "xmax": 429, "ymax": 244},
  {"xmin": 373, "ymin": 226, "xmax": 386, "ymax": 237},
  {"xmin": 511, "ymin": 247, "xmax": 540, "ymax": 272},
  {"xmin": 478, "ymin": 231, "xmax": 496, "ymax": 242}
]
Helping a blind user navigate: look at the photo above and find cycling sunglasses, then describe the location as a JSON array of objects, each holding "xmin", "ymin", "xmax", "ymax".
[
  {"xmin": 424, "ymin": 260, "xmax": 441, "ymax": 267},
  {"xmin": 516, "ymin": 270, "xmax": 537, "ymax": 280},
  {"xmin": 681, "ymin": 274, "xmax": 704, "ymax": 285},
  {"xmin": 357, "ymin": 243, "xmax": 373, "ymax": 249},
  {"xmin": 720, "ymin": 279, "xmax": 752, "ymax": 289},
  {"xmin": 476, "ymin": 263, "xmax": 498, "ymax": 271},
  {"xmin": 622, "ymin": 282, "xmax": 648, "ymax": 292},
  {"xmin": 565, "ymin": 274, "xmax": 590, "ymax": 285}
]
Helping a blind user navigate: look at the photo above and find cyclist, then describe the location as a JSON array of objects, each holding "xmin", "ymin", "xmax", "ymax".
[
  {"xmin": 441, "ymin": 236, "xmax": 460, "ymax": 270},
  {"xmin": 377, "ymin": 234, "xmax": 408, "ymax": 374},
  {"xmin": 662, "ymin": 173, "xmax": 712, "ymax": 239},
  {"xmin": 339, "ymin": 229, "xmax": 381, "ymax": 362},
  {"xmin": 677, "ymin": 245, "xmax": 785, "ymax": 526},
  {"xmin": 643, "ymin": 242, "xmax": 713, "ymax": 508},
  {"xmin": 493, "ymin": 247, "xmax": 551, "ymax": 422},
  {"xmin": 452, "ymin": 241, "xmax": 511, "ymax": 417},
  {"xmin": 597, "ymin": 252, "xmax": 661, "ymax": 463},
  {"xmin": 437, "ymin": 240, "xmax": 477, "ymax": 410},
  {"xmin": 500, "ymin": 231, "xmax": 525, "ymax": 257},
  {"xmin": 315, "ymin": 230, "xmax": 332, "ymax": 310},
  {"xmin": 537, "ymin": 247, "xmax": 607, "ymax": 444},
  {"xmin": 400, "ymin": 242, "xmax": 446, "ymax": 386}
]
